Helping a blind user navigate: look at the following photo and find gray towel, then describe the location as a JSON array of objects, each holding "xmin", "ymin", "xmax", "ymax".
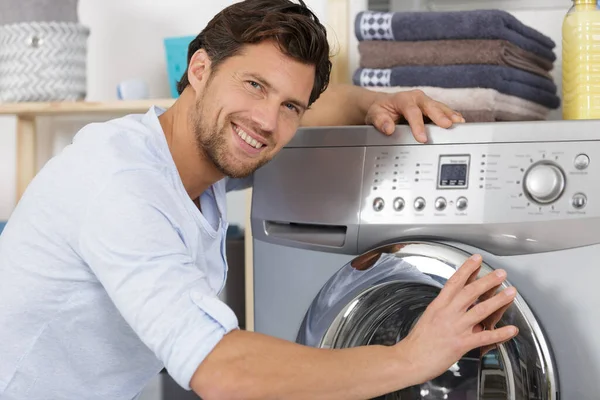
[
  {"xmin": 355, "ymin": 9, "xmax": 556, "ymax": 62},
  {"xmin": 353, "ymin": 65, "xmax": 560, "ymax": 109},
  {"xmin": 358, "ymin": 39, "xmax": 554, "ymax": 79}
]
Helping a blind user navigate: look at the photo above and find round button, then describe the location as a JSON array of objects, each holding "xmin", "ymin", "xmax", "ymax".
[
  {"xmin": 456, "ymin": 197, "xmax": 468, "ymax": 211},
  {"xmin": 523, "ymin": 162, "xmax": 566, "ymax": 204},
  {"xmin": 373, "ymin": 197, "xmax": 385, "ymax": 212},
  {"xmin": 414, "ymin": 197, "xmax": 426, "ymax": 211},
  {"xmin": 435, "ymin": 197, "xmax": 447, "ymax": 211},
  {"xmin": 572, "ymin": 193, "xmax": 587, "ymax": 209},
  {"xmin": 393, "ymin": 197, "xmax": 405, "ymax": 212},
  {"xmin": 574, "ymin": 154, "xmax": 590, "ymax": 170}
]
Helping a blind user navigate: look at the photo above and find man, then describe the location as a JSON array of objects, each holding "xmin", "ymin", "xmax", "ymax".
[{"xmin": 0, "ymin": 1, "xmax": 518, "ymax": 399}]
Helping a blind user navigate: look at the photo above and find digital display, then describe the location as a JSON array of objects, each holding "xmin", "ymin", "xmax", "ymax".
[{"xmin": 439, "ymin": 164, "xmax": 468, "ymax": 187}]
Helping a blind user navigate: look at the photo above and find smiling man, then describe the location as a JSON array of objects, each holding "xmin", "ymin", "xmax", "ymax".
[{"xmin": 0, "ymin": 1, "xmax": 518, "ymax": 399}]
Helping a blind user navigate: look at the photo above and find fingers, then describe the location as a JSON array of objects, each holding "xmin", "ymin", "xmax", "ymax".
[
  {"xmin": 462, "ymin": 286, "xmax": 517, "ymax": 328},
  {"xmin": 465, "ymin": 325, "xmax": 519, "ymax": 351},
  {"xmin": 471, "ymin": 277, "xmax": 503, "ymax": 328},
  {"xmin": 479, "ymin": 281, "xmax": 502, "ymax": 303},
  {"xmin": 441, "ymin": 104, "xmax": 465, "ymax": 124},
  {"xmin": 422, "ymin": 102, "xmax": 454, "ymax": 129},
  {"xmin": 367, "ymin": 112, "xmax": 396, "ymax": 136},
  {"xmin": 482, "ymin": 301, "xmax": 513, "ymax": 331},
  {"xmin": 465, "ymin": 262, "xmax": 482, "ymax": 287},
  {"xmin": 435, "ymin": 254, "xmax": 483, "ymax": 305},
  {"xmin": 451, "ymin": 111, "xmax": 466, "ymax": 124},
  {"xmin": 418, "ymin": 94, "xmax": 465, "ymax": 127},
  {"xmin": 480, "ymin": 336, "xmax": 514, "ymax": 357},
  {"xmin": 366, "ymin": 90, "xmax": 466, "ymax": 140},
  {"xmin": 401, "ymin": 104, "xmax": 427, "ymax": 143},
  {"xmin": 453, "ymin": 268, "xmax": 508, "ymax": 311},
  {"xmin": 430, "ymin": 98, "xmax": 465, "ymax": 124}
]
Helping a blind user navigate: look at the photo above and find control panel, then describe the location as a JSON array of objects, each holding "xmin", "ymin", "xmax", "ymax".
[{"xmin": 361, "ymin": 141, "xmax": 597, "ymax": 224}]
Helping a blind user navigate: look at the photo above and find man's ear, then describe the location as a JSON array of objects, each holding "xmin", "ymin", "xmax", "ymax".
[{"xmin": 187, "ymin": 49, "xmax": 212, "ymax": 92}]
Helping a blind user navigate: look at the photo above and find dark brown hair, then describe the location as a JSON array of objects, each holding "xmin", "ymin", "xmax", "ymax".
[{"xmin": 176, "ymin": 0, "xmax": 331, "ymax": 106}]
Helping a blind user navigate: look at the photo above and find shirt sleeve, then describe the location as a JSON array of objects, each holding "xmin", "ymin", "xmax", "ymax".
[{"xmin": 78, "ymin": 169, "xmax": 238, "ymax": 390}]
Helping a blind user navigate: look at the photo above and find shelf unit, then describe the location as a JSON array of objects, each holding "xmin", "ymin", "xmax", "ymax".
[
  {"xmin": 0, "ymin": 99, "xmax": 175, "ymax": 201},
  {"xmin": 0, "ymin": 99, "xmax": 175, "ymax": 118}
]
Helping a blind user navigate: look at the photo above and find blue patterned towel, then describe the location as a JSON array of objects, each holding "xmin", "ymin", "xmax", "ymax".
[
  {"xmin": 355, "ymin": 9, "xmax": 556, "ymax": 62},
  {"xmin": 353, "ymin": 65, "xmax": 560, "ymax": 109}
]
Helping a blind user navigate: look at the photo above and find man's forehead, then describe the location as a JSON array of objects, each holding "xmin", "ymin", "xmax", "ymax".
[
  {"xmin": 229, "ymin": 41, "xmax": 300, "ymax": 65},
  {"xmin": 226, "ymin": 43, "xmax": 314, "ymax": 102}
]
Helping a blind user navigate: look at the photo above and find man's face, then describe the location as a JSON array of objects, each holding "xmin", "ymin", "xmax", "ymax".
[{"xmin": 191, "ymin": 41, "xmax": 315, "ymax": 178}]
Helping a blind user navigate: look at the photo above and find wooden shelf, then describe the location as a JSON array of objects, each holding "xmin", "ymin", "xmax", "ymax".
[
  {"xmin": 1, "ymin": 99, "xmax": 176, "ymax": 201},
  {"xmin": 0, "ymin": 99, "xmax": 175, "ymax": 117}
]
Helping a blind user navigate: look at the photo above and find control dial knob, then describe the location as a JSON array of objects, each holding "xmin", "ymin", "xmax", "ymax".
[{"xmin": 523, "ymin": 162, "xmax": 565, "ymax": 204}]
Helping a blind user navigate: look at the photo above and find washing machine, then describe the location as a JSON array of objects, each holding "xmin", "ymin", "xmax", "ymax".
[{"xmin": 251, "ymin": 120, "xmax": 600, "ymax": 400}]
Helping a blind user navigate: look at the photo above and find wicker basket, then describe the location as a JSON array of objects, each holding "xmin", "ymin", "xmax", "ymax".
[
  {"xmin": 0, "ymin": 0, "xmax": 79, "ymax": 25},
  {"xmin": 0, "ymin": 21, "xmax": 89, "ymax": 102}
]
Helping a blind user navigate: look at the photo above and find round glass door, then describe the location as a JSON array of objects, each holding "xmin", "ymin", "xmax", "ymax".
[{"xmin": 296, "ymin": 241, "xmax": 558, "ymax": 400}]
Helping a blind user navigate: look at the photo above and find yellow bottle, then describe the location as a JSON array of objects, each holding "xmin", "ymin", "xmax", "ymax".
[{"xmin": 562, "ymin": 0, "xmax": 600, "ymax": 119}]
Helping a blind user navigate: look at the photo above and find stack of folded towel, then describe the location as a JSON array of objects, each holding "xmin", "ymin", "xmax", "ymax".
[{"xmin": 353, "ymin": 9, "xmax": 560, "ymax": 122}]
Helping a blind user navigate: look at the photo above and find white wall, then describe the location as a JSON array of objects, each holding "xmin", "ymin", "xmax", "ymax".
[{"xmin": 0, "ymin": 0, "xmax": 328, "ymax": 226}]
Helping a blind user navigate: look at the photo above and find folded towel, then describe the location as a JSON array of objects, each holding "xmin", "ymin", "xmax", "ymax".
[
  {"xmin": 366, "ymin": 86, "xmax": 550, "ymax": 122},
  {"xmin": 355, "ymin": 10, "xmax": 556, "ymax": 62},
  {"xmin": 353, "ymin": 65, "xmax": 560, "ymax": 109},
  {"xmin": 459, "ymin": 110, "xmax": 545, "ymax": 123},
  {"xmin": 358, "ymin": 39, "xmax": 554, "ymax": 79}
]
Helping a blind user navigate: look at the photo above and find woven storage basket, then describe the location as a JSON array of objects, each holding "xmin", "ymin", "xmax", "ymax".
[
  {"xmin": 0, "ymin": 21, "xmax": 89, "ymax": 102},
  {"xmin": 0, "ymin": 0, "xmax": 79, "ymax": 25}
]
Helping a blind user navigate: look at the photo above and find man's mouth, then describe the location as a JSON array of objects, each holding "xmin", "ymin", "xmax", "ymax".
[{"xmin": 232, "ymin": 123, "xmax": 265, "ymax": 150}]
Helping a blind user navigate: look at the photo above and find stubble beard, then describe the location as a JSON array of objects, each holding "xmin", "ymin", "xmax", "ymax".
[{"xmin": 192, "ymin": 94, "xmax": 271, "ymax": 179}]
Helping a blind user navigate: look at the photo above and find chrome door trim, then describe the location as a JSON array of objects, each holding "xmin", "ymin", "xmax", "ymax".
[{"xmin": 296, "ymin": 241, "xmax": 558, "ymax": 399}]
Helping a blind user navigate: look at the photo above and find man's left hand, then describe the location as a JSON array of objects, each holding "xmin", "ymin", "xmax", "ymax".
[{"xmin": 365, "ymin": 89, "xmax": 465, "ymax": 143}]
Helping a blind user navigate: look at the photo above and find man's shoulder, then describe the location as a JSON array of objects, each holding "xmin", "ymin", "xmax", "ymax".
[
  {"xmin": 69, "ymin": 111, "xmax": 172, "ymax": 176},
  {"xmin": 73, "ymin": 112, "xmax": 153, "ymax": 149}
]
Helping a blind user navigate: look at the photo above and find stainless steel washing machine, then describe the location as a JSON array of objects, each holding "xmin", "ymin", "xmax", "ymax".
[{"xmin": 251, "ymin": 120, "xmax": 600, "ymax": 400}]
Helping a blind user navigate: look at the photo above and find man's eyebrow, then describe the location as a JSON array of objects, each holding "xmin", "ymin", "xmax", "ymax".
[{"xmin": 244, "ymin": 72, "xmax": 309, "ymax": 111}]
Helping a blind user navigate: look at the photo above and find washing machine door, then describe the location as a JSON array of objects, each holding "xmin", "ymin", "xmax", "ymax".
[{"xmin": 296, "ymin": 241, "xmax": 557, "ymax": 400}]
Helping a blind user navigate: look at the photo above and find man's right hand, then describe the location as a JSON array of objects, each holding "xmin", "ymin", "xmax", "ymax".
[{"xmin": 395, "ymin": 254, "xmax": 519, "ymax": 385}]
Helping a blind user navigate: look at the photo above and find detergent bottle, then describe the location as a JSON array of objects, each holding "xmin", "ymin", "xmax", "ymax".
[{"xmin": 562, "ymin": 0, "xmax": 600, "ymax": 119}]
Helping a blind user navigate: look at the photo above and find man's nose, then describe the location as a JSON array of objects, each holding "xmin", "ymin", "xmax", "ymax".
[{"xmin": 251, "ymin": 99, "xmax": 279, "ymax": 133}]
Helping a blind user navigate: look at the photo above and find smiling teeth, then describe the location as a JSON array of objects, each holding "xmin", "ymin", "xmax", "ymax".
[{"xmin": 234, "ymin": 125, "xmax": 263, "ymax": 149}]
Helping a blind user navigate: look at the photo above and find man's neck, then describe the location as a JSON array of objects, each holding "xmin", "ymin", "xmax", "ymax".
[{"xmin": 158, "ymin": 90, "xmax": 224, "ymax": 200}]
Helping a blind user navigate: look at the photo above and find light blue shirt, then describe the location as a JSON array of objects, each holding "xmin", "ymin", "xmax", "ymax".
[{"xmin": 0, "ymin": 107, "xmax": 245, "ymax": 399}]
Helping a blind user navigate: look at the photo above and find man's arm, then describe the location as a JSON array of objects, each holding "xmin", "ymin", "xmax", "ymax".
[
  {"xmin": 301, "ymin": 83, "xmax": 384, "ymax": 127},
  {"xmin": 192, "ymin": 330, "xmax": 416, "ymax": 400},
  {"xmin": 190, "ymin": 255, "xmax": 518, "ymax": 400},
  {"xmin": 79, "ymin": 171, "xmax": 240, "ymax": 391},
  {"xmin": 300, "ymin": 83, "xmax": 465, "ymax": 143}
]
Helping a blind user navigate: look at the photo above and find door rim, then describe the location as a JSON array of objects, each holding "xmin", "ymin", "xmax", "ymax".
[{"xmin": 296, "ymin": 240, "xmax": 558, "ymax": 399}]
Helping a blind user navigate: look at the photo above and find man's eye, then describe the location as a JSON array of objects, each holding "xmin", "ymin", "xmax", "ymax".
[
  {"xmin": 285, "ymin": 103, "xmax": 299, "ymax": 113},
  {"xmin": 249, "ymin": 81, "xmax": 261, "ymax": 90}
]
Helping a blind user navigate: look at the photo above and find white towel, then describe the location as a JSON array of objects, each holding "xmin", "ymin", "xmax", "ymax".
[{"xmin": 368, "ymin": 86, "xmax": 550, "ymax": 122}]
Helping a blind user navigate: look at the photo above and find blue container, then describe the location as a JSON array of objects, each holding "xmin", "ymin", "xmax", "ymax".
[
  {"xmin": 0, "ymin": 221, "xmax": 6, "ymax": 235},
  {"xmin": 163, "ymin": 35, "xmax": 195, "ymax": 98}
]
